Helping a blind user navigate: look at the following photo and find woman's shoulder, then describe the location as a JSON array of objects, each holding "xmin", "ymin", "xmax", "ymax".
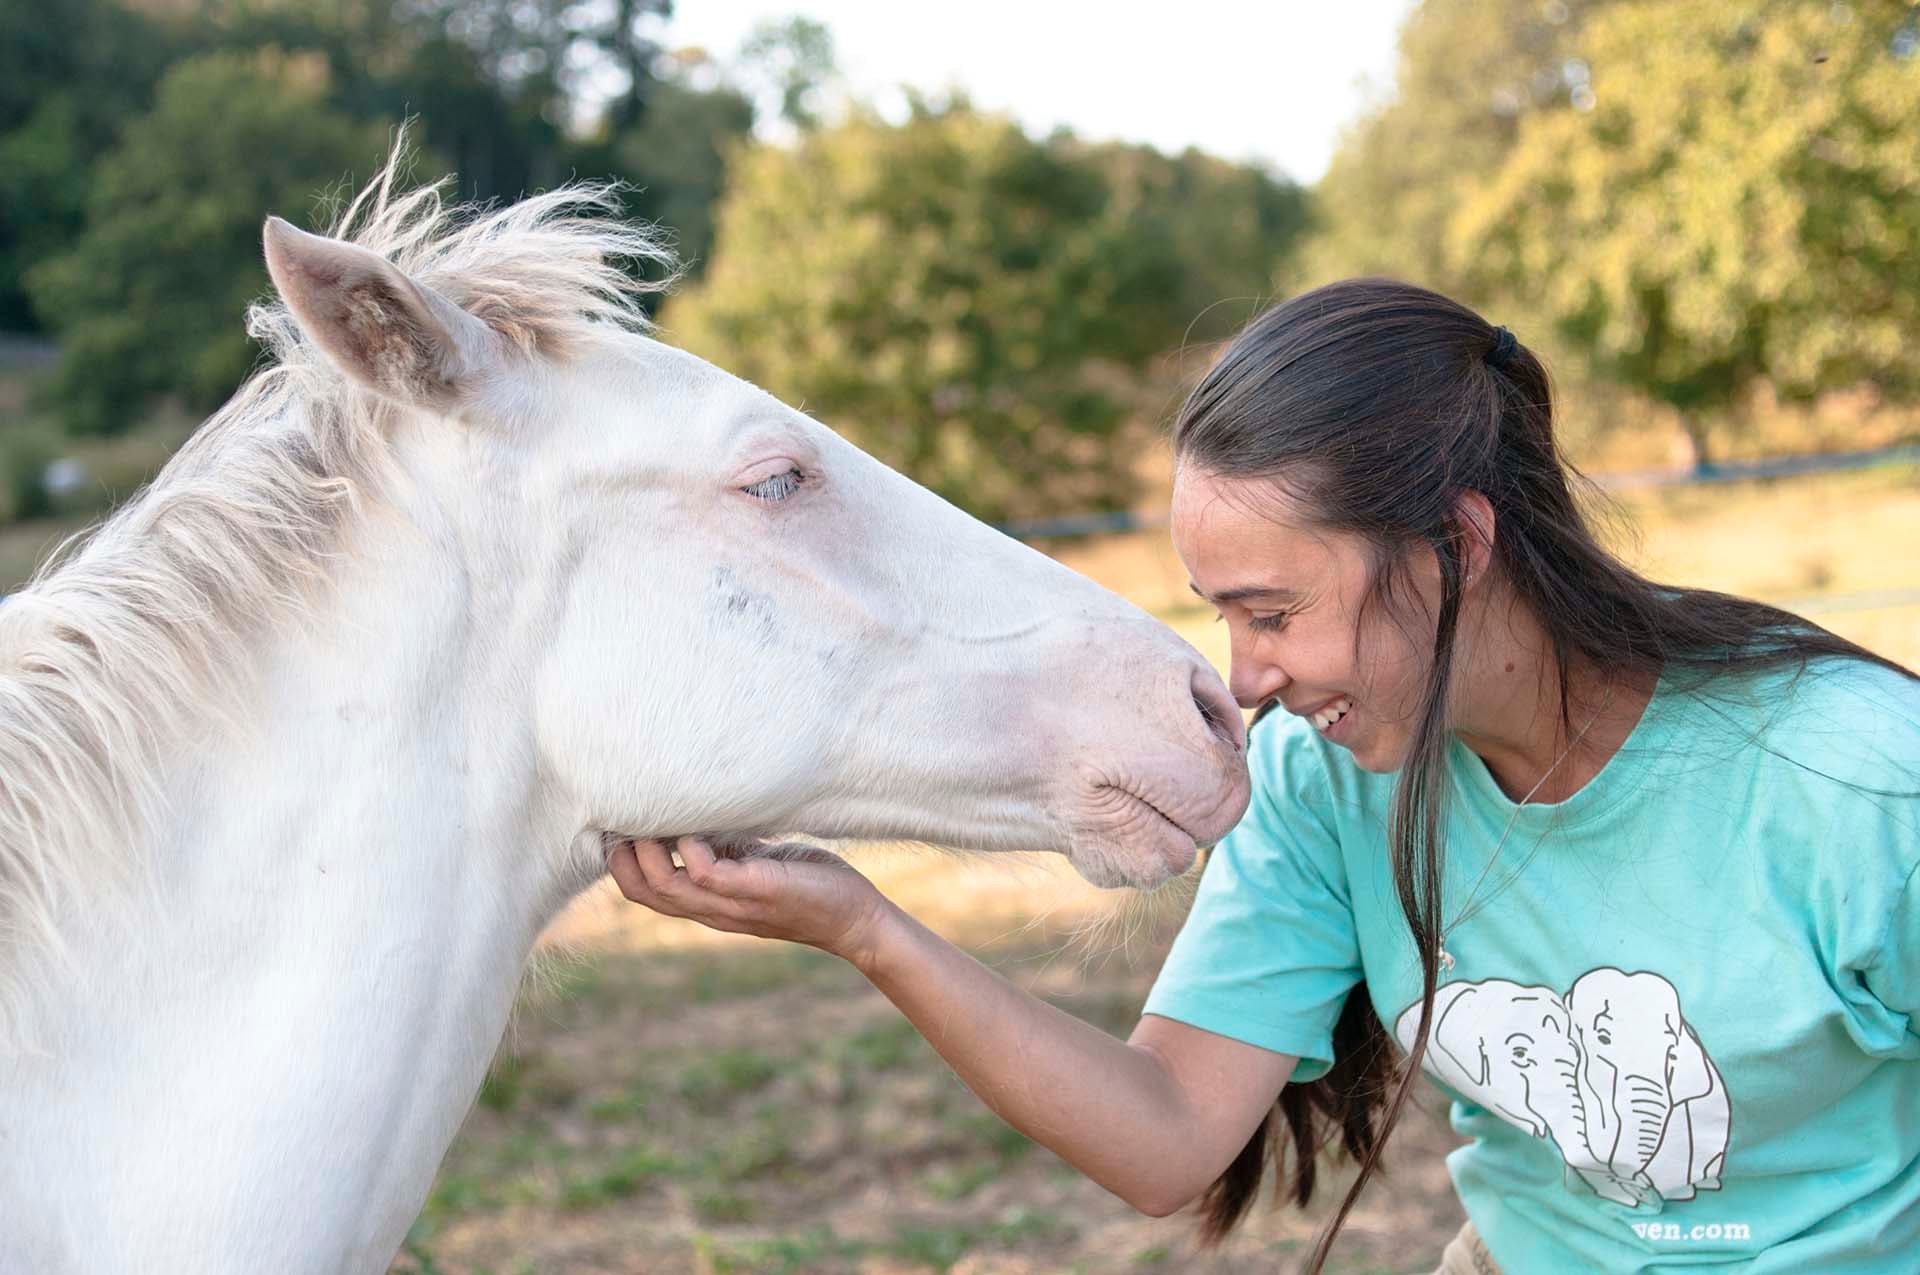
[
  {"xmin": 1667, "ymin": 653, "xmax": 1920, "ymax": 796},
  {"xmin": 1773, "ymin": 651, "xmax": 1919, "ymax": 709},
  {"xmin": 1717, "ymin": 654, "xmax": 1916, "ymax": 750},
  {"xmin": 1802, "ymin": 652, "xmax": 1920, "ymax": 724}
]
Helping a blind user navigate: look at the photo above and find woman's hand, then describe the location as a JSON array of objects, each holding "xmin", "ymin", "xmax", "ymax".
[{"xmin": 606, "ymin": 836, "xmax": 892, "ymax": 962}]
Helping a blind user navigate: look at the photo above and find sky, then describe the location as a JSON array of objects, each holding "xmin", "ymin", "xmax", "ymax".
[{"xmin": 662, "ymin": 1, "xmax": 1421, "ymax": 184}]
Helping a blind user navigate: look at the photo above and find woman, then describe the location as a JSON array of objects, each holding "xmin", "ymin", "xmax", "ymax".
[{"xmin": 609, "ymin": 279, "xmax": 1920, "ymax": 1273}]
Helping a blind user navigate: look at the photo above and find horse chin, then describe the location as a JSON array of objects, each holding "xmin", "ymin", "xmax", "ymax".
[
  {"xmin": 597, "ymin": 831, "xmax": 817, "ymax": 864},
  {"xmin": 1057, "ymin": 769, "xmax": 1245, "ymax": 889},
  {"xmin": 1067, "ymin": 850, "xmax": 1184, "ymax": 891},
  {"xmin": 690, "ymin": 828, "xmax": 1194, "ymax": 891},
  {"xmin": 1065, "ymin": 815, "xmax": 1198, "ymax": 891},
  {"xmin": 1062, "ymin": 749, "xmax": 1251, "ymax": 891},
  {"xmin": 706, "ymin": 834, "xmax": 847, "ymax": 867},
  {"xmin": 705, "ymin": 833, "xmax": 770, "ymax": 860}
]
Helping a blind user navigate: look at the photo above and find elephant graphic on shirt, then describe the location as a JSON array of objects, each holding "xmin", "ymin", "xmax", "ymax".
[
  {"xmin": 1393, "ymin": 979, "xmax": 1646, "ymax": 1205},
  {"xmin": 1566, "ymin": 968, "xmax": 1729, "ymax": 1202},
  {"xmin": 1395, "ymin": 970, "xmax": 1731, "ymax": 1210}
]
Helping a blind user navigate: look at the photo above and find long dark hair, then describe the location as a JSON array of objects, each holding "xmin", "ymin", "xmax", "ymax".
[{"xmin": 1172, "ymin": 277, "xmax": 1915, "ymax": 1270}]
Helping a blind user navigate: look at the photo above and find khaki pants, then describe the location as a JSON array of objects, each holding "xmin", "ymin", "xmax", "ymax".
[{"xmin": 1434, "ymin": 1221, "xmax": 1500, "ymax": 1275}]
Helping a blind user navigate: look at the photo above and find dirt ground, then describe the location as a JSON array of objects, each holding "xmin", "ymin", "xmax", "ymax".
[{"xmin": 391, "ymin": 855, "xmax": 1468, "ymax": 1275}]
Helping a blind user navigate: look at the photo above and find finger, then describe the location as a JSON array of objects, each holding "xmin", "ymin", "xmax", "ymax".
[
  {"xmin": 608, "ymin": 840, "xmax": 762, "ymax": 928},
  {"xmin": 631, "ymin": 838, "xmax": 683, "ymax": 894},
  {"xmin": 676, "ymin": 836, "xmax": 736, "ymax": 891},
  {"xmin": 607, "ymin": 842, "xmax": 652, "ymax": 903},
  {"xmin": 610, "ymin": 843, "xmax": 688, "ymax": 916}
]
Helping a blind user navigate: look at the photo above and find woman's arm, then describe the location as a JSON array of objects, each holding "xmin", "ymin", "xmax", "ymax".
[{"xmin": 608, "ymin": 838, "xmax": 1295, "ymax": 1216}]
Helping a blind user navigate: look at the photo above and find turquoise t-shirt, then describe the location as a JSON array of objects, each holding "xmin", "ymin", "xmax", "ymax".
[{"xmin": 1142, "ymin": 658, "xmax": 1920, "ymax": 1272}]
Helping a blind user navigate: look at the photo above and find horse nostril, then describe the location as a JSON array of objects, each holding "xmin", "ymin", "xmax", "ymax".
[{"xmin": 1191, "ymin": 667, "xmax": 1246, "ymax": 751}]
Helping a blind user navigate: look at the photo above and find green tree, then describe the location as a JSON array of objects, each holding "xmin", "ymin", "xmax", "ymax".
[
  {"xmin": 0, "ymin": 0, "xmax": 175, "ymax": 329},
  {"xmin": 405, "ymin": 0, "xmax": 668, "ymax": 180},
  {"xmin": 195, "ymin": 0, "xmax": 558, "ymax": 199},
  {"xmin": 1301, "ymin": 0, "xmax": 1608, "ymax": 293},
  {"xmin": 568, "ymin": 74, "xmax": 755, "ymax": 283},
  {"xmin": 27, "ymin": 49, "xmax": 391, "ymax": 434},
  {"xmin": 667, "ymin": 105, "xmax": 1188, "ymax": 520},
  {"xmin": 734, "ymin": 16, "xmax": 839, "ymax": 131},
  {"xmin": 200, "ymin": 0, "xmax": 670, "ymax": 193},
  {"xmin": 596, "ymin": 0, "xmax": 677, "ymax": 130},
  {"xmin": 1083, "ymin": 141, "xmax": 1310, "ymax": 342},
  {"xmin": 1452, "ymin": 0, "xmax": 1920, "ymax": 466}
]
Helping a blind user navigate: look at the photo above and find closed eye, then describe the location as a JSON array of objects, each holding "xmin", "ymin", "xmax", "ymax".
[
  {"xmin": 1247, "ymin": 610, "xmax": 1292, "ymax": 633},
  {"xmin": 742, "ymin": 467, "xmax": 804, "ymax": 502}
]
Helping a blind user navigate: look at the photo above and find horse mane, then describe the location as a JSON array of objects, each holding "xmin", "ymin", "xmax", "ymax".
[{"xmin": 0, "ymin": 136, "xmax": 675, "ymax": 1041}]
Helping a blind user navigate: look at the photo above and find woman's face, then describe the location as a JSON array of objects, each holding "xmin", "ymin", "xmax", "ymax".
[{"xmin": 1171, "ymin": 464, "xmax": 1435, "ymax": 773}]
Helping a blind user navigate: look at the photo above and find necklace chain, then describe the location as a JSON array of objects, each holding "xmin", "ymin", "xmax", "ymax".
[{"xmin": 1437, "ymin": 681, "xmax": 1616, "ymax": 974}]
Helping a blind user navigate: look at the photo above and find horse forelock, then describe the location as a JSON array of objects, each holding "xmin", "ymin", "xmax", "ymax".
[{"xmin": 0, "ymin": 133, "xmax": 678, "ymax": 1044}]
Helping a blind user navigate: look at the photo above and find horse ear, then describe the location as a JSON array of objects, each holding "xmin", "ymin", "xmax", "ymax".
[{"xmin": 261, "ymin": 216, "xmax": 497, "ymax": 411}]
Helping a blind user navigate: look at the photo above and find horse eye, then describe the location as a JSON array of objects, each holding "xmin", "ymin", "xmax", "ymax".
[{"xmin": 742, "ymin": 467, "xmax": 803, "ymax": 502}]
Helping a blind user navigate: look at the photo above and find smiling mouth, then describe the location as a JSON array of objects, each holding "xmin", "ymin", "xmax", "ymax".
[{"xmin": 1309, "ymin": 697, "xmax": 1354, "ymax": 733}]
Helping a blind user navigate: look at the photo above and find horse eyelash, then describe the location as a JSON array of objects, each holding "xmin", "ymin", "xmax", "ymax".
[{"xmin": 742, "ymin": 468, "xmax": 804, "ymax": 502}]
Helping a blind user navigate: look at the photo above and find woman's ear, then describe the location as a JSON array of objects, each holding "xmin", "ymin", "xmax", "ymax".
[
  {"xmin": 1451, "ymin": 490, "xmax": 1498, "ymax": 588},
  {"xmin": 261, "ymin": 216, "xmax": 500, "ymax": 412}
]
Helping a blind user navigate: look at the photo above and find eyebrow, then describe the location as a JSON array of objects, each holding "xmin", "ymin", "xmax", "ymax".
[{"xmin": 1189, "ymin": 582, "xmax": 1302, "ymax": 605}]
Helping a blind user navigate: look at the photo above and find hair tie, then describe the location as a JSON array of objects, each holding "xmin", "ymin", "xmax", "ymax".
[{"xmin": 1487, "ymin": 325, "xmax": 1519, "ymax": 370}]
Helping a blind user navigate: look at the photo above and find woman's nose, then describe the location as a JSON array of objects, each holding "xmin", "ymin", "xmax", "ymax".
[{"xmin": 1228, "ymin": 656, "xmax": 1289, "ymax": 712}]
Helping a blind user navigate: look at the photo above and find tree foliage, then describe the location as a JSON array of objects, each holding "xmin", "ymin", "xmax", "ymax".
[
  {"xmin": 0, "ymin": 0, "xmax": 776, "ymax": 440},
  {"xmin": 734, "ymin": 16, "xmax": 840, "ymax": 131},
  {"xmin": 404, "ymin": 0, "xmax": 671, "ymax": 135},
  {"xmin": 570, "ymin": 77, "xmax": 755, "ymax": 280},
  {"xmin": 1300, "ymin": 0, "xmax": 1607, "ymax": 293},
  {"xmin": 0, "ymin": 0, "xmax": 176, "ymax": 328},
  {"xmin": 26, "ymin": 50, "xmax": 391, "ymax": 434},
  {"xmin": 667, "ymin": 106, "xmax": 1303, "ymax": 520},
  {"xmin": 1082, "ymin": 141, "xmax": 1310, "ymax": 342},
  {"xmin": 1452, "ymin": 0, "xmax": 1920, "ymax": 463}
]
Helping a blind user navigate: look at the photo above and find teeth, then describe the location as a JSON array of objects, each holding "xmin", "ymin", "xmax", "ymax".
[{"xmin": 1311, "ymin": 697, "xmax": 1354, "ymax": 732}]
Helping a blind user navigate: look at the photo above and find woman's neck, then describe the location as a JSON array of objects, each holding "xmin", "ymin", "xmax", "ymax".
[{"xmin": 1450, "ymin": 589, "xmax": 1658, "ymax": 804}]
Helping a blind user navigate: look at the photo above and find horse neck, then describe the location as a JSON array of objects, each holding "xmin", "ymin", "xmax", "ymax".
[{"xmin": 1, "ymin": 474, "xmax": 595, "ymax": 1274}]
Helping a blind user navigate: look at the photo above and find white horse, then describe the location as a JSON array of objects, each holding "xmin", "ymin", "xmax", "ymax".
[{"xmin": 0, "ymin": 154, "xmax": 1248, "ymax": 1272}]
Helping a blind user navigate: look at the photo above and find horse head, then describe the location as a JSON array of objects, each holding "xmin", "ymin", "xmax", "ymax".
[{"xmin": 260, "ymin": 202, "xmax": 1248, "ymax": 889}]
